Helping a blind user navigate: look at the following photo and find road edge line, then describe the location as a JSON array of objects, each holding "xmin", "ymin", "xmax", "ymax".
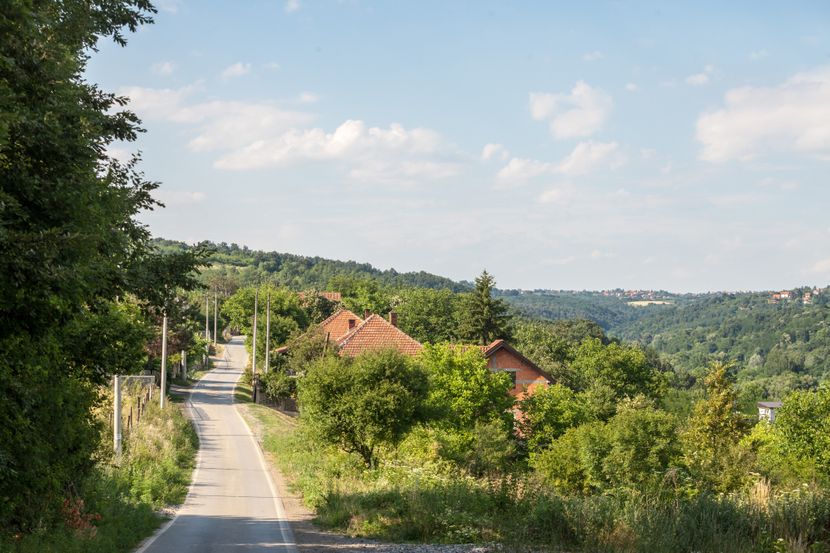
[
  {"xmin": 232, "ymin": 376, "xmax": 299, "ymax": 553},
  {"xmin": 132, "ymin": 362, "xmax": 213, "ymax": 553}
]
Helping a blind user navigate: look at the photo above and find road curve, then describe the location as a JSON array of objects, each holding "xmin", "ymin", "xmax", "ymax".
[{"xmin": 137, "ymin": 336, "xmax": 298, "ymax": 553}]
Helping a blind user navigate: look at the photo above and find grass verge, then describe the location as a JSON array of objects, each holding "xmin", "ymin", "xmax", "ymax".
[
  {"xmin": 2, "ymin": 398, "xmax": 198, "ymax": 553},
  {"xmin": 238, "ymin": 404, "xmax": 830, "ymax": 552}
]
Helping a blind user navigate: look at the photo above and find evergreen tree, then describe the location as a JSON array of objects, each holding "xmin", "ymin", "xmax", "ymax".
[{"xmin": 459, "ymin": 270, "xmax": 513, "ymax": 345}]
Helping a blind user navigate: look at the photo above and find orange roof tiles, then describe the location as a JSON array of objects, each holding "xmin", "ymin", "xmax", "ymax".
[
  {"xmin": 320, "ymin": 309, "xmax": 363, "ymax": 342},
  {"xmin": 299, "ymin": 291, "xmax": 343, "ymax": 302},
  {"xmin": 336, "ymin": 314, "xmax": 423, "ymax": 357}
]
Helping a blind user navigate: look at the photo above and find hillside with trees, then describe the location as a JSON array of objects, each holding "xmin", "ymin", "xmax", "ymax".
[{"xmin": 614, "ymin": 290, "xmax": 830, "ymax": 403}]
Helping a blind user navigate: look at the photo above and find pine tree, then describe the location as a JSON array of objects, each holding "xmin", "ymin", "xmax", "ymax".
[{"xmin": 459, "ymin": 270, "xmax": 513, "ymax": 345}]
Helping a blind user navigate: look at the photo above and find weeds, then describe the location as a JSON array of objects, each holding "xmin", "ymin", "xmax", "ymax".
[
  {"xmin": 1, "ymin": 398, "xmax": 198, "ymax": 553},
  {"xmin": 243, "ymin": 402, "xmax": 830, "ymax": 552}
]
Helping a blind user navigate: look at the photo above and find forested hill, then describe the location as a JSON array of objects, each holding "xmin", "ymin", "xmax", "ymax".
[
  {"xmin": 153, "ymin": 238, "xmax": 470, "ymax": 292},
  {"xmin": 613, "ymin": 290, "xmax": 830, "ymax": 394},
  {"xmin": 158, "ymin": 238, "xmax": 830, "ymax": 393}
]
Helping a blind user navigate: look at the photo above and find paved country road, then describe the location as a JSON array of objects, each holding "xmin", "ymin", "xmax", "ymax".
[{"xmin": 136, "ymin": 336, "xmax": 298, "ymax": 553}]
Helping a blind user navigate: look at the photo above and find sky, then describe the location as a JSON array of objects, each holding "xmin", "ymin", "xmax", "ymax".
[{"xmin": 85, "ymin": 1, "xmax": 830, "ymax": 292}]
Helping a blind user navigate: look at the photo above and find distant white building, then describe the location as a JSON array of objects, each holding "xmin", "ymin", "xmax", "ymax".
[{"xmin": 758, "ymin": 401, "xmax": 783, "ymax": 423}]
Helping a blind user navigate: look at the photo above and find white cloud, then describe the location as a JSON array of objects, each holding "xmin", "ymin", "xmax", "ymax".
[
  {"xmin": 151, "ymin": 61, "xmax": 175, "ymax": 76},
  {"xmin": 497, "ymin": 158, "xmax": 554, "ymax": 181},
  {"xmin": 215, "ymin": 120, "xmax": 460, "ymax": 181},
  {"xmin": 106, "ymin": 146, "xmax": 134, "ymax": 164},
  {"xmin": 298, "ymin": 92, "xmax": 319, "ymax": 103},
  {"xmin": 557, "ymin": 141, "xmax": 624, "ymax": 176},
  {"xmin": 285, "ymin": 0, "xmax": 300, "ymax": 13},
  {"xmin": 122, "ymin": 84, "xmax": 459, "ymax": 181},
  {"xmin": 481, "ymin": 143, "xmax": 509, "ymax": 161},
  {"xmin": 539, "ymin": 188, "xmax": 567, "ymax": 204},
  {"xmin": 750, "ymin": 49, "xmax": 769, "ymax": 61},
  {"xmin": 625, "ymin": 83, "xmax": 639, "ymax": 92},
  {"xmin": 529, "ymin": 81, "xmax": 612, "ymax": 139},
  {"xmin": 696, "ymin": 66, "xmax": 830, "ymax": 162},
  {"xmin": 221, "ymin": 62, "xmax": 251, "ymax": 79},
  {"xmin": 582, "ymin": 51, "xmax": 603, "ymax": 62},
  {"xmin": 497, "ymin": 141, "xmax": 624, "ymax": 182},
  {"xmin": 810, "ymin": 258, "xmax": 830, "ymax": 274},
  {"xmin": 264, "ymin": 62, "xmax": 281, "ymax": 70},
  {"xmin": 120, "ymin": 84, "xmax": 313, "ymax": 152},
  {"xmin": 686, "ymin": 73, "xmax": 709, "ymax": 86},
  {"xmin": 640, "ymin": 148, "xmax": 656, "ymax": 159},
  {"xmin": 156, "ymin": 0, "xmax": 181, "ymax": 13},
  {"xmin": 686, "ymin": 64, "xmax": 714, "ymax": 86}
]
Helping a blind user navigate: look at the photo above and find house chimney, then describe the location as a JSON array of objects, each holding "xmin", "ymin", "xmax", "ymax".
[
  {"xmin": 363, "ymin": 309, "xmax": 371, "ymax": 320},
  {"xmin": 348, "ymin": 318, "xmax": 356, "ymax": 329},
  {"xmin": 389, "ymin": 312, "xmax": 398, "ymax": 327}
]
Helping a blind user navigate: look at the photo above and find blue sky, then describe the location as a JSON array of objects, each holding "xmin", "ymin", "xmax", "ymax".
[{"xmin": 86, "ymin": 1, "xmax": 830, "ymax": 292}]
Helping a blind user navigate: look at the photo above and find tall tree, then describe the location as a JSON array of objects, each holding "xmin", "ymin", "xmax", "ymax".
[
  {"xmin": 0, "ymin": 0, "xmax": 201, "ymax": 532},
  {"xmin": 458, "ymin": 270, "xmax": 513, "ymax": 345},
  {"xmin": 681, "ymin": 361, "xmax": 750, "ymax": 491}
]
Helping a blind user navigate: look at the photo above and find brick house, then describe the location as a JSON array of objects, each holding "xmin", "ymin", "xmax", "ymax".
[{"xmin": 479, "ymin": 339, "xmax": 552, "ymax": 399}]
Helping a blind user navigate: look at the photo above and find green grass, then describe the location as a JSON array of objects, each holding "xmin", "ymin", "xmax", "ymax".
[
  {"xmin": 238, "ymin": 405, "xmax": 830, "ymax": 552},
  {"xmin": 234, "ymin": 380, "xmax": 253, "ymax": 404},
  {"xmin": 2, "ymin": 399, "xmax": 198, "ymax": 552}
]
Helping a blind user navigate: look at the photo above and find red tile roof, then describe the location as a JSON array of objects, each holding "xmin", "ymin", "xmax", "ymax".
[
  {"xmin": 336, "ymin": 314, "xmax": 423, "ymax": 357},
  {"xmin": 320, "ymin": 308, "xmax": 363, "ymax": 342},
  {"xmin": 299, "ymin": 291, "xmax": 343, "ymax": 302}
]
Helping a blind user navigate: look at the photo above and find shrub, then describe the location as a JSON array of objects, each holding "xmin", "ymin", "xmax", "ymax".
[{"xmin": 298, "ymin": 348, "xmax": 428, "ymax": 467}]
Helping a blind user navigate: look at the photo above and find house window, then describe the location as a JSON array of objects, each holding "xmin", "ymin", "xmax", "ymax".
[{"xmin": 503, "ymin": 369, "xmax": 518, "ymax": 387}]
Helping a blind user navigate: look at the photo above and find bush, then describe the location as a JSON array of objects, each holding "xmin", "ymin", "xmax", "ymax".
[
  {"xmin": 262, "ymin": 369, "xmax": 295, "ymax": 401},
  {"xmin": 298, "ymin": 348, "xmax": 428, "ymax": 467}
]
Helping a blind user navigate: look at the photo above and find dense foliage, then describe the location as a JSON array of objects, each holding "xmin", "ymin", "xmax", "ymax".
[
  {"xmin": 155, "ymin": 238, "xmax": 469, "ymax": 292},
  {"xmin": 298, "ymin": 349, "xmax": 429, "ymax": 467},
  {"xmin": 0, "ymin": 0, "xmax": 206, "ymax": 537}
]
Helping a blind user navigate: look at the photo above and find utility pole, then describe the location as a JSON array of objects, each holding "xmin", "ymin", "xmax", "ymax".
[
  {"xmin": 113, "ymin": 375, "xmax": 122, "ymax": 459},
  {"xmin": 204, "ymin": 294, "xmax": 209, "ymax": 365},
  {"xmin": 181, "ymin": 349, "xmax": 187, "ymax": 381},
  {"xmin": 213, "ymin": 289, "xmax": 218, "ymax": 346},
  {"xmin": 160, "ymin": 314, "xmax": 168, "ymax": 409},
  {"xmin": 265, "ymin": 290, "xmax": 271, "ymax": 374},
  {"xmin": 252, "ymin": 287, "xmax": 259, "ymax": 376}
]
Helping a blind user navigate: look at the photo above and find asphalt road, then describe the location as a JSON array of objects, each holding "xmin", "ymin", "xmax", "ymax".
[{"xmin": 137, "ymin": 336, "xmax": 298, "ymax": 553}]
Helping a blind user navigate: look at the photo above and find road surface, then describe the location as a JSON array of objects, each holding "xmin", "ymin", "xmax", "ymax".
[{"xmin": 138, "ymin": 336, "xmax": 297, "ymax": 553}]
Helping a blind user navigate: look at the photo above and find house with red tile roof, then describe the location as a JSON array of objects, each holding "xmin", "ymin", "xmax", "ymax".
[
  {"xmin": 335, "ymin": 313, "xmax": 423, "ymax": 357},
  {"xmin": 299, "ymin": 291, "xmax": 343, "ymax": 303},
  {"xmin": 478, "ymin": 339, "xmax": 552, "ymax": 399},
  {"xmin": 319, "ymin": 308, "xmax": 364, "ymax": 342}
]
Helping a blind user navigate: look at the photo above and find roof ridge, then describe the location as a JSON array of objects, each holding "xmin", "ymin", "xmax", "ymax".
[
  {"xmin": 318, "ymin": 307, "xmax": 346, "ymax": 328},
  {"xmin": 336, "ymin": 313, "xmax": 423, "ymax": 351},
  {"xmin": 335, "ymin": 313, "xmax": 377, "ymax": 347}
]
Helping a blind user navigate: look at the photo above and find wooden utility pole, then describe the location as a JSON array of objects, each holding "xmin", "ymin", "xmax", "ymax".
[
  {"xmin": 113, "ymin": 375, "xmax": 122, "ymax": 458},
  {"xmin": 213, "ymin": 289, "xmax": 218, "ymax": 346},
  {"xmin": 252, "ymin": 288, "xmax": 259, "ymax": 376},
  {"xmin": 160, "ymin": 314, "xmax": 168, "ymax": 409},
  {"xmin": 204, "ymin": 294, "xmax": 210, "ymax": 365},
  {"xmin": 265, "ymin": 291, "xmax": 271, "ymax": 374}
]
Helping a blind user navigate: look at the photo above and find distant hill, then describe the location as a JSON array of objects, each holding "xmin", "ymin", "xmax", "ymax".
[
  {"xmin": 158, "ymin": 238, "xmax": 830, "ymax": 393},
  {"xmin": 496, "ymin": 290, "xmax": 681, "ymax": 330},
  {"xmin": 613, "ymin": 289, "xmax": 830, "ymax": 392},
  {"xmin": 153, "ymin": 238, "xmax": 471, "ymax": 292}
]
